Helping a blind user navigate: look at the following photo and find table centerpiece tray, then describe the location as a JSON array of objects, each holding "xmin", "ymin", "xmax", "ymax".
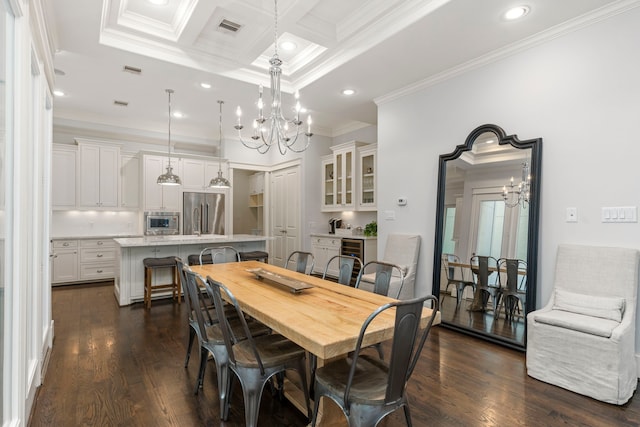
[{"xmin": 246, "ymin": 268, "xmax": 314, "ymax": 294}]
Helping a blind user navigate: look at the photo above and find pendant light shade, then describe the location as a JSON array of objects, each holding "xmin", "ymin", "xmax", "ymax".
[
  {"xmin": 157, "ymin": 89, "xmax": 182, "ymax": 186},
  {"xmin": 209, "ymin": 100, "xmax": 231, "ymax": 188}
]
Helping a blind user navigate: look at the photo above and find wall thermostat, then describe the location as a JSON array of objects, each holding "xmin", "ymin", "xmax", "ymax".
[{"xmin": 397, "ymin": 197, "xmax": 407, "ymax": 206}]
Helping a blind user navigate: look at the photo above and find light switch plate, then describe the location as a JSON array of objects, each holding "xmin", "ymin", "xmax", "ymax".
[
  {"xmin": 602, "ymin": 206, "xmax": 637, "ymax": 223},
  {"xmin": 384, "ymin": 210, "xmax": 396, "ymax": 220}
]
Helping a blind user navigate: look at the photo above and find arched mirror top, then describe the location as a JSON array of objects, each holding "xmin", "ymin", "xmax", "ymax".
[{"xmin": 433, "ymin": 124, "xmax": 542, "ymax": 350}]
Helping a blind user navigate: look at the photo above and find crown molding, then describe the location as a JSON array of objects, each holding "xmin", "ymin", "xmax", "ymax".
[{"xmin": 375, "ymin": 0, "xmax": 640, "ymax": 106}]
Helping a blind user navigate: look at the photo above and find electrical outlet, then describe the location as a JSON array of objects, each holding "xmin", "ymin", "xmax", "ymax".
[{"xmin": 566, "ymin": 207, "xmax": 577, "ymax": 223}]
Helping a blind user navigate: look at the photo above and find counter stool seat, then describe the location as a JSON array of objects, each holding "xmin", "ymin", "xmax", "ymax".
[
  {"xmin": 143, "ymin": 256, "xmax": 180, "ymax": 309},
  {"xmin": 239, "ymin": 251, "xmax": 269, "ymax": 263}
]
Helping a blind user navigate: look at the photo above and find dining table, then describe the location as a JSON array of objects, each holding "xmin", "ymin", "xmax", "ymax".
[{"xmin": 190, "ymin": 260, "xmax": 439, "ymax": 427}]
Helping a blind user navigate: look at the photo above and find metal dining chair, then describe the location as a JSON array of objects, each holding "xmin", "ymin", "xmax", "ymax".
[
  {"xmin": 285, "ymin": 251, "xmax": 315, "ymax": 274},
  {"xmin": 206, "ymin": 276, "xmax": 311, "ymax": 427},
  {"xmin": 311, "ymin": 294, "xmax": 439, "ymax": 427},
  {"xmin": 182, "ymin": 268, "xmax": 269, "ymax": 405},
  {"xmin": 469, "ymin": 255, "xmax": 500, "ymax": 313},
  {"xmin": 495, "ymin": 258, "xmax": 527, "ymax": 320},
  {"xmin": 441, "ymin": 253, "xmax": 476, "ymax": 308},
  {"xmin": 188, "ymin": 245, "xmax": 240, "ymax": 266},
  {"xmin": 323, "ymin": 254, "xmax": 362, "ymax": 286},
  {"xmin": 355, "ymin": 260, "xmax": 406, "ymax": 299}
]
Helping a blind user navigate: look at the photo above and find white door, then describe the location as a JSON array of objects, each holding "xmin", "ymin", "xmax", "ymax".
[{"xmin": 270, "ymin": 165, "xmax": 300, "ymax": 267}]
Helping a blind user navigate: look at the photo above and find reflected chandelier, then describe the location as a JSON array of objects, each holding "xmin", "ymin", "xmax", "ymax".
[
  {"xmin": 234, "ymin": 0, "xmax": 313, "ymax": 154},
  {"xmin": 157, "ymin": 89, "xmax": 182, "ymax": 186},
  {"xmin": 503, "ymin": 161, "xmax": 530, "ymax": 208}
]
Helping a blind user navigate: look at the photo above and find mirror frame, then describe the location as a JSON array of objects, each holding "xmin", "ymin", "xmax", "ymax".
[{"xmin": 432, "ymin": 124, "xmax": 542, "ymax": 350}]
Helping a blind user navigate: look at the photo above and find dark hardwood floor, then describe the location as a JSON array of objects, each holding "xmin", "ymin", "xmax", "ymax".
[{"xmin": 30, "ymin": 282, "xmax": 640, "ymax": 426}]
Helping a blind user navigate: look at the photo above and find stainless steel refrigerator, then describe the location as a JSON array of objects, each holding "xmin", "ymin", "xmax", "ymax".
[{"xmin": 183, "ymin": 192, "xmax": 226, "ymax": 235}]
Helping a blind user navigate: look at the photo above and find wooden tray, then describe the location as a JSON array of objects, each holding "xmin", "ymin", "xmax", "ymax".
[{"xmin": 246, "ymin": 268, "xmax": 314, "ymax": 294}]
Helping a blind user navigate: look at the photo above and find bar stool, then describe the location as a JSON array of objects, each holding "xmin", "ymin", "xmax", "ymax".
[
  {"xmin": 238, "ymin": 250, "xmax": 269, "ymax": 263},
  {"xmin": 143, "ymin": 256, "xmax": 180, "ymax": 309}
]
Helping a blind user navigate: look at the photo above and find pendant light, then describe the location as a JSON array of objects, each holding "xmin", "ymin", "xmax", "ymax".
[
  {"xmin": 209, "ymin": 100, "xmax": 231, "ymax": 188},
  {"xmin": 157, "ymin": 89, "xmax": 182, "ymax": 186}
]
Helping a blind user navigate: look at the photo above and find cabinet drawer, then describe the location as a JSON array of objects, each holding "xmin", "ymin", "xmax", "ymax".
[
  {"xmin": 312, "ymin": 237, "xmax": 341, "ymax": 249},
  {"xmin": 80, "ymin": 238, "xmax": 115, "ymax": 248},
  {"xmin": 53, "ymin": 239, "xmax": 78, "ymax": 249},
  {"xmin": 80, "ymin": 247, "xmax": 116, "ymax": 263},
  {"xmin": 79, "ymin": 263, "xmax": 115, "ymax": 280}
]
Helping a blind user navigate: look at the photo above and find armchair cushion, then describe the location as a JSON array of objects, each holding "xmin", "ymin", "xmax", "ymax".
[
  {"xmin": 532, "ymin": 309, "xmax": 620, "ymax": 338},
  {"xmin": 553, "ymin": 289, "xmax": 625, "ymax": 322}
]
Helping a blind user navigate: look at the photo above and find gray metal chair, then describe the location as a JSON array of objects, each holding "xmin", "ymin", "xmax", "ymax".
[
  {"xmin": 355, "ymin": 260, "xmax": 406, "ymax": 299},
  {"xmin": 469, "ymin": 255, "xmax": 500, "ymax": 313},
  {"xmin": 311, "ymin": 295, "xmax": 439, "ymax": 427},
  {"xmin": 285, "ymin": 251, "xmax": 315, "ymax": 274},
  {"xmin": 442, "ymin": 254, "xmax": 476, "ymax": 308},
  {"xmin": 495, "ymin": 258, "xmax": 527, "ymax": 320},
  {"xmin": 206, "ymin": 276, "xmax": 311, "ymax": 427},
  {"xmin": 182, "ymin": 268, "xmax": 269, "ymax": 405},
  {"xmin": 187, "ymin": 246, "xmax": 240, "ymax": 265},
  {"xmin": 323, "ymin": 254, "xmax": 362, "ymax": 286}
]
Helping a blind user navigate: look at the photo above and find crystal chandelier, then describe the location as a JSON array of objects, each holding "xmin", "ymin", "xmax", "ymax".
[
  {"xmin": 503, "ymin": 161, "xmax": 530, "ymax": 208},
  {"xmin": 157, "ymin": 88, "xmax": 182, "ymax": 186},
  {"xmin": 209, "ymin": 100, "xmax": 231, "ymax": 188},
  {"xmin": 234, "ymin": 0, "xmax": 313, "ymax": 154}
]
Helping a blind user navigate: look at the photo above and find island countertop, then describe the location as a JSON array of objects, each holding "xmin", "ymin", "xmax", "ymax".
[{"xmin": 114, "ymin": 233, "xmax": 269, "ymax": 248}]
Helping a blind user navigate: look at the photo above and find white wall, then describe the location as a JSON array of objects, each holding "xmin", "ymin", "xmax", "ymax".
[{"xmin": 377, "ymin": 7, "xmax": 640, "ymax": 345}]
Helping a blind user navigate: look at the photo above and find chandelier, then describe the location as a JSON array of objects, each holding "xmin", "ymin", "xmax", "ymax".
[
  {"xmin": 209, "ymin": 100, "xmax": 231, "ymax": 188},
  {"xmin": 157, "ymin": 89, "xmax": 182, "ymax": 186},
  {"xmin": 234, "ymin": 0, "xmax": 313, "ymax": 154},
  {"xmin": 503, "ymin": 161, "xmax": 530, "ymax": 208}
]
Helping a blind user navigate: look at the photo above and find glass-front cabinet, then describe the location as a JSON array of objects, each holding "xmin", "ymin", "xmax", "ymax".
[
  {"xmin": 321, "ymin": 156, "xmax": 335, "ymax": 210},
  {"xmin": 321, "ymin": 141, "xmax": 370, "ymax": 212},
  {"xmin": 358, "ymin": 144, "xmax": 377, "ymax": 210}
]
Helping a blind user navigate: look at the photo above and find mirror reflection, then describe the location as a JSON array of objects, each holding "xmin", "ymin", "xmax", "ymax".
[{"xmin": 433, "ymin": 125, "xmax": 541, "ymax": 349}]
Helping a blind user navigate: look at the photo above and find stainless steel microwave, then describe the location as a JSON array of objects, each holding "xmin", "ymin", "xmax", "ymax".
[{"xmin": 144, "ymin": 211, "xmax": 180, "ymax": 235}]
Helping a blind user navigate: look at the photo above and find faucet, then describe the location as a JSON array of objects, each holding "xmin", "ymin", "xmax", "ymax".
[{"xmin": 192, "ymin": 207, "xmax": 201, "ymax": 236}]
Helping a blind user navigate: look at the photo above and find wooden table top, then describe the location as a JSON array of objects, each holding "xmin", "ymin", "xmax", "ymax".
[{"xmin": 190, "ymin": 261, "xmax": 438, "ymax": 360}]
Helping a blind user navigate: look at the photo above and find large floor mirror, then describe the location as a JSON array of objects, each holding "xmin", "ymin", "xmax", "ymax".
[{"xmin": 432, "ymin": 124, "xmax": 541, "ymax": 350}]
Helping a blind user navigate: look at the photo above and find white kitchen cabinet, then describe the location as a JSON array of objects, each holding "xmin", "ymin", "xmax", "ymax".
[
  {"xmin": 77, "ymin": 142, "xmax": 120, "ymax": 208},
  {"xmin": 321, "ymin": 156, "xmax": 335, "ymax": 211},
  {"xmin": 79, "ymin": 239, "xmax": 117, "ymax": 281},
  {"xmin": 182, "ymin": 158, "xmax": 222, "ymax": 191},
  {"xmin": 143, "ymin": 154, "xmax": 182, "ymax": 211},
  {"xmin": 310, "ymin": 236, "xmax": 341, "ymax": 276},
  {"xmin": 357, "ymin": 144, "xmax": 377, "ymax": 210},
  {"xmin": 51, "ymin": 240, "xmax": 79, "ymax": 284},
  {"xmin": 51, "ymin": 145, "xmax": 77, "ymax": 209},
  {"xmin": 120, "ymin": 153, "xmax": 140, "ymax": 209},
  {"xmin": 321, "ymin": 141, "xmax": 368, "ymax": 212}
]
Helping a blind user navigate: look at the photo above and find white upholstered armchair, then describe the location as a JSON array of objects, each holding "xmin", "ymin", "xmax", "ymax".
[
  {"xmin": 357, "ymin": 234, "xmax": 421, "ymax": 300},
  {"xmin": 526, "ymin": 244, "xmax": 640, "ymax": 404}
]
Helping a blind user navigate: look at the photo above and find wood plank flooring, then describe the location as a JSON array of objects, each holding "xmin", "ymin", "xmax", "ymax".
[{"xmin": 30, "ymin": 282, "xmax": 640, "ymax": 426}]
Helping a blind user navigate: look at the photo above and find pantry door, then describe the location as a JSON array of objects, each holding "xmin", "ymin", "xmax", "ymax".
[{"xmin": 270, "ymin": 165, "xmax": 301, "ymax": 267}]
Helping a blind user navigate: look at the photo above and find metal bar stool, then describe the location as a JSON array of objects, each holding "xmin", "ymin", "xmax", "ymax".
[
  {"xmin": 143, "ymin": 256, "xmax": 180, "ymax": 309},
  {"xmin": 238, "ymin": 250, "xmax": 269, "ymax": 263}
]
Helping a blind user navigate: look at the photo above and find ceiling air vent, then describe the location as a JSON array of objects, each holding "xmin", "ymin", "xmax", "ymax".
[
  {"xmin": 123, "ymin": 65, "xmax": 142, "ymax": 74},
  {"xmin": 218, "ymin": 19, "xmax": 242, "ymax": 33},
  {"xmin": 113, "ymin": 100, "xmax": 129, "ymax": 107}
]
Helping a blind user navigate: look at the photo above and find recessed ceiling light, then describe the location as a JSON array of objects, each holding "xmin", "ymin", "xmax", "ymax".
[
  {"xmin": 200, "ymin": 82, "xmax": 212, "ymax": 89},
  {"xmin": 341, "ymin": 89, "xmax": 356, "ymax": 96},
  {"xmin": 172, "ymin": 111, "xmax": 184, "ymax": 118},
  {"xmin": 504, "ymin": 6, "xmax": 530, "ymax": 21},
  {"xmin": 280, "ymin": 41, "xmax": 297, "ymax": 51},
  {"xmin": 147, "ymin": 0, "xmax": 169, "ymax": 5},
  {"xmin": 53, "ymin": 90, "xmax": 65, "ymax": 97}
]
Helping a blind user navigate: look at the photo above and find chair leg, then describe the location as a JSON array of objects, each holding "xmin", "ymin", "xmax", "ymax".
[
  {"xmin": 184, "ymin": 327, "xmax": 195, "ymax": 368},
  {"xmin": 403, "ymin": 404, "xmax": 413, "ymax": 427},
  {"xmin": 237, "ymin": 367, "xmax": 268, "ymax": 427},
  {"xmin": 195, "ymin": 347, "xmax": 208, "ymax": 394},
  {"xmin": 144, "ymin": 267, "xmax": 151, "ymax": 309}
]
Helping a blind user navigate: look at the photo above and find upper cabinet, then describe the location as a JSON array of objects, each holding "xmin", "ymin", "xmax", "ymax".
[
  {"xmin": 77, "ymin": 142, "xmax": 120, "ymax": 208},
  {"xmin": 321, "ymin": 141, "xmax": 375, "ymax": 212},
  {"xmin": 52, "ymin": 144, "xmax": 77, "ymax": 209},
  {"xmin": 182, "ymin": 158, "xmax": 223, "ymax": 191},
  {"xmin": 358, "ymin": 144, "xmax": 377, "ymax": 211},
  {"xmin": 120, "ymin": 153, "xmax": 140, "ymax": 209},
  {"xmin": 142, "ymin": 154, "xmax": 182, "ymax": 212}
]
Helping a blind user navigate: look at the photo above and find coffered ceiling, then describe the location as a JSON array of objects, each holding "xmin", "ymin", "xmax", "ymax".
[{"xmin": 46, "ymin": 0, "xmax": 632, "ymax": 142}]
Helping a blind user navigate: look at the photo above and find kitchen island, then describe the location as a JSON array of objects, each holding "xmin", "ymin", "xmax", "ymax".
[{"xmin": 113, "ymin": 234, "xmax": 268, "ymax": 306}]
